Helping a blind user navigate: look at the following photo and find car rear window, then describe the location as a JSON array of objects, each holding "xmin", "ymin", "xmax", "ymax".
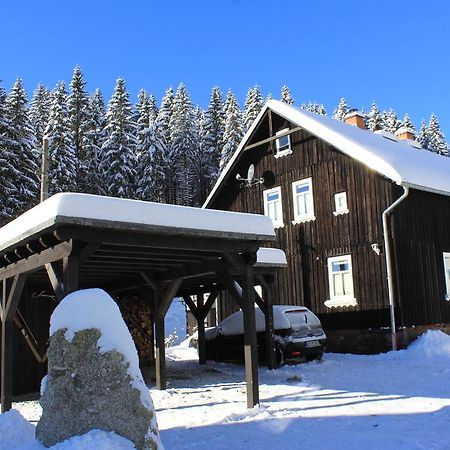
[{"xmin": 284, "ymin": 310, "xmax": 321, "ymax": 327}]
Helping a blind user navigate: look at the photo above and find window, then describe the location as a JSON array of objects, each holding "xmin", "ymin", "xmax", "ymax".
[
  {"xmin": 263, "ymin": 187, "xmax": 283, "ymax": 228},
  {"xmin": 443, "ymin": 253, "xmax": 450, "ymax": 301},
  {"xmin": 274, "ymin": 128, "xmax": 292, "ymax": 157},
  {"xmin": 325, "ymin": 255, "xmax": 357, "ymax": 308},
  {"xmin": 292, "ymin": 178, "xmax": 315, "ymax": 223},
  {"xmin": 333, "ymin": 191, "xmax": 349, "ymax": 215}
]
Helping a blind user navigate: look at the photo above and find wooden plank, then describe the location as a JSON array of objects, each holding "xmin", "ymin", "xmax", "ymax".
[
  {"xmin": 244, "ymin": 127, "xmax": 302, "ymax": 151},
  {"xmin": 242, "ymin": 265, "xmax": 259, "ymax": 407},
  {"xmin": 183, "ymin": 295, "xmax": 199, "ymax": 319},
  {"xmin": 157, "ymin": 278, "xmax": 182, "ymax": 319},
  {"xmin": 77, "ymin": 242, "xmax": 101, "ymax": 265},
  {"xmin": 199, "ymin": 290, "xmax": 219, "ymax": 321},
  {"xmin": 1, "ymin": 316, "xmax": 14, "ymax": 412},
  {"xmin": 5, "ymin": 274, "xmax": 27, "ymax": 320},
  {"xmin": 216, "ymin": 270, "xmax": 244, "ymax": 310},
  {"xmin": 63, "ymin": 255, "xmax": 78, "ymax": 297},
  {"xmin": 45, "ymin": 262, "xmax": 64, "ymax": 301},
  {"xmin": 0, "ymin": 241, "xmax": 73, "ymax": 281}
]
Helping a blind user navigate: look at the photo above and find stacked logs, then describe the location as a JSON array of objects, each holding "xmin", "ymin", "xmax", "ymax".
[{"xmin": 116, "ymin": 294, "xmax": 154, "ymax": 363}]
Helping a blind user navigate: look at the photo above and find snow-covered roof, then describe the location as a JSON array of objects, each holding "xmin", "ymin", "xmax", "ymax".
[
  {"xmin": 204, "ymin": 100, "xmax": 450, "ymax": 207},
  {"xmin": 0, "ymin": 193, "xmax": 275, "ymax": 253},
  {"xmin": 255, "ymin": 247, "xmax": 287, "ymax": 268}
]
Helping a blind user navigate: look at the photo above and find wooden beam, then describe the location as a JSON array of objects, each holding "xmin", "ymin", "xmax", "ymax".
[
  {"xmin": 183, "ymin": 295, "xmax": 199, "ymax": 319},
  {"xmin": 197, "ymin": 293, "xmax": 207, "ymax": 365},
  {"xmin": 157, "ymin": 278, "xmax": 183, "ymax": 319},
  {"xmin": 45, "ymin": 262, "xmax": 64, "ymax": 301},
  {"xmin": 76, "ymin": 242, "xmax": 100, "ymax": 265},
  {"xmin": 0, "ymin": 241, "xmax": 73, "ymax": 281},
  {"xmin": 242, "ymin": 265, "xmax": 259, "ymax": 407},
  {"xmin": 1, "ymin": 314, "xmax": 13, "ymax": 412},
  {"xmin": 5, "ymin": 274, "xmax": 27, "ymax": 320},
  {"xmin": 216, "ymin": 270, "xmax": 244, "ymax": 310},
  {"xmin": 63, "ymin": 255, "xmax": 78, "ymax": 297},
  {"xmin": 244, "ymin": 126, "xmax": 302, "ymax": 152},
  {"xmin": 199, "ymin": 290, "xmax": 218, "ymax": 321}
]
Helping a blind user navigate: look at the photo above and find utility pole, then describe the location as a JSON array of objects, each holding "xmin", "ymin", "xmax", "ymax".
[{"xmin": 40, "ymin": 137, "xmax": 49, "ymax": 202}]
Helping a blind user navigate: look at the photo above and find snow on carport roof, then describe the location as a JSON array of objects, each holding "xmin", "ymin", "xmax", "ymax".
[
  {"xmin": 204, "ymin": 100, "xmax": 450, "ymax": 208},
  {"xmin": 0, "ymin": 193, "xmax": 275, "ymax": 252}
]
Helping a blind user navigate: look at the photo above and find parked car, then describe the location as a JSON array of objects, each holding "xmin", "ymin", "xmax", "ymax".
[{"xmin": 205, "ymin": 305, "xmax": 326, "ymax": 366}]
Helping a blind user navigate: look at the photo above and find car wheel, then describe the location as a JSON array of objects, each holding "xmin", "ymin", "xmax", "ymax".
[
  {"xmin": 306, "ymin": 353, "xmax": 323, "ymax": 362},
  {"xmin": 275, "ymin": 343, "xmax": 285, "ymax": 367}
]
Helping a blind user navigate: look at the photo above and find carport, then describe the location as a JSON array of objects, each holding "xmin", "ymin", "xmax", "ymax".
[{"xmin": 0, "ymin": 193, "xmax": 283, "ymax": 412}]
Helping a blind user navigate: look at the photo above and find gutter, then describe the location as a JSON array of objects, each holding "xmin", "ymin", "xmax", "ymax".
[{"xmin": 382, "ymin": 185, "xmax": 409, "ymax": 351}]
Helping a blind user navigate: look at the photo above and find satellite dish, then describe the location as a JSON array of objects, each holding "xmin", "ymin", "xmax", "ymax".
[{"xmin": 247, "ymin": 164, "xmax": 255, "ymax": 181}]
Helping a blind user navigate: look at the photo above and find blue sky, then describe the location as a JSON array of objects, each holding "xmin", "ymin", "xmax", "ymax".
[{"xmin": 3, "ymin": 0, "xmax": 450, "ymax": 134}]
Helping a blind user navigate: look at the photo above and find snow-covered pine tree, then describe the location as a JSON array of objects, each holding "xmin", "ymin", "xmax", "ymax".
[
  {"xmin": 332, "ymin": 98, "xmax": 349, "ymax": 121},
  {"xmin": 190, "ymin": 107, "xmax": 214, "ymax": 206},
  {"xmin": 221, "ymin": 89, "xmax": 244, "ymax": 169},
  {"xmin": 243, "ymin": 85, "xmax": 263, "ymax": 130},
  {"xmin": 203, "ymin": 86, "xmax": 225, "ymax": 183},
  {"xmin": 381, "ymin": 109, "xmax": 401, "ymax": 134},
  {"xmin": 417, "ymin": 120, "xmax": 430, "ymax": 150},
  {"xmin": 3, "ymin": 78, "xmax": 39, "ymax": 215},
  {"xmin": 29, "ymin": 83, "xmax": 51, "ymax": 149},
  {"xmin": 82, "ymin": 88, "xmax": 106, "ymax": 194},
  {"xmin": 280, "ymin": 85, "xmax": 294, "ymax": 105},
  {"xmin": 148, "ymin": 94, "xmax": 158, "ymax": 126},
  {"xmin": 402, "ymin": 113, "xmax": 415, "ymax": 131},
  {"xmin": 366, "ymin": 101, "xmax": 382, "ymax": 131},
  {"xmin": 168, "ymin": 83, "xmax": 196, "ymax": 205},
  {"xmin": 45, "ymin": 81, "xmax": 77, "ymax": 194},
  {"xmin": 427, "ymin": 114, "xmax": 448, "ymax": 156},
  {"xmin": 99, "ymin": 78, "xmax": 137, "ymax": 198},
  {"xmin": 68, "ymin": 66, "xmax": 90, "ymax": 190},
  {"xmin": 300, "ymin": 101, "xmax": 327, "ymax": 115}
]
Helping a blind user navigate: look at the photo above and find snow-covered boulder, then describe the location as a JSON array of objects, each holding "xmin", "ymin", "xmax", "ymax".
[{"xmin": 36, "ymin": 289, "xmax": 163, "ymax": 450}]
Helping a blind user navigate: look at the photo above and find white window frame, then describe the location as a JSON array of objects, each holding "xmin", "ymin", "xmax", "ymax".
[
  {"xmin": 292, "ymin": 177, "xmax": 316, "ymax": 223},
  {"xmin": 333, "ymin": 191, "xmax": 349, "ymax": 216},
  {"xmin": 263, "ymin": 186, "xmax": 284, "ymax": 228},
  {"xmin": 325, "ymin": 254, "xmax": 357, "ymax": 308},
  {"xmin": 274, "ymin": 128, "xmax": 292, "ymax": 158},
  {"xmin": 443, "ymin": 253, "xmax": 450, "ymax": 301}
]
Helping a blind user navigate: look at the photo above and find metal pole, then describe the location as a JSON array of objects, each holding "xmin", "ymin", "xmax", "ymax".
[
  {"xmin": 40, "ymin": 137, "xmax": 49, "ymax": 202},
  {"xmin": 382, "ymin": 185, "xmax": 409, "ymax": 351}
]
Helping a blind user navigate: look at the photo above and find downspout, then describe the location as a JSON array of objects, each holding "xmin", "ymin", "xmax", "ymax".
[{"xmin": 382, "ymin": 185, "xmax": 409, "ymax": 351}]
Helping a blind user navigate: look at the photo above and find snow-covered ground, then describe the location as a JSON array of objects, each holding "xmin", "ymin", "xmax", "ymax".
[{"xmin": 3, "ymin": 330, "xmax": 450, "ymax": 450}]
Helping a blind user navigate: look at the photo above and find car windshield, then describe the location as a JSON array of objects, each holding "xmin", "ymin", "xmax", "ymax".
[{"xmin": 284, "ymin": 310, "xmax": 321, "ymax": 327}]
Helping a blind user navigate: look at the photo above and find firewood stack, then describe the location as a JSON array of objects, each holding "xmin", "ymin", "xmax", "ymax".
[{"xmin": 116, "ymin": 294, "xmax": 154, "ymax": 363}]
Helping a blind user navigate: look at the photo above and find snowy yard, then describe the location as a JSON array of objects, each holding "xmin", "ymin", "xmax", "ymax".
[{"xmin": 5, "ymin": 330, "xmax": 450, "ymax": 450}]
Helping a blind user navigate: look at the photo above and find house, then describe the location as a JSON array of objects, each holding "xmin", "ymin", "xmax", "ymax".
[{"xmin": 203, "ymin": 100, "xmax": 450, "ymax": 353}]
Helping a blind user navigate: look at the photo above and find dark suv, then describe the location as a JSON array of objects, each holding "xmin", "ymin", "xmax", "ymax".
[{"xmin": 205, "ymin": 305, "xmax": 326, "ymax": 366}]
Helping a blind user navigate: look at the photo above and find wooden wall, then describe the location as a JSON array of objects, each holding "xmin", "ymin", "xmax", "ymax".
[{"xmin": 210, "ymin": 114, "xmax": 450, "ymax": 332}]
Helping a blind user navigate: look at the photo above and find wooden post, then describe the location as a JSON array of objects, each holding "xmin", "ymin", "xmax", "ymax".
[
  {"xmin": 154, "ymin": 314, "xmax": 166, "ymax": 389},
  {"xmin": 263, "ymin": 276, "xmax": 277, "ymax": 370},
  {"xmin": 242, "ymin": 265, "xmax": 259, "ymax": 407},
  {"xmin": 197, "ymin": 293, "xmax": 206, "ymax": 365},
  {"xmin": 63, "ymin": 255, "xmax": 78, "ymax": 297},
  {"xmin": 40, "ymin": 137, "xmax": 49, "ymax": 203}
]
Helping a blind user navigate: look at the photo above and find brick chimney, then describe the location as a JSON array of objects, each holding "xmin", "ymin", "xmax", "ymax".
[
  {"xmin": 344, "ymin": 110, "xmax": 366, "ymax": 129},
  {"xmin": 395, "ymin": 127, "xmax": 415, "ymax": 141}
]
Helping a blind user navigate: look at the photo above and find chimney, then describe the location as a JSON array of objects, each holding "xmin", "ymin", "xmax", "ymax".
[
  {"xmin": 395, "ymin": 127, "xmax": 415, "ymax": 141},
  {"xmin": 344, "ymin": 110, "xmax": 366, "ymax": 129}
]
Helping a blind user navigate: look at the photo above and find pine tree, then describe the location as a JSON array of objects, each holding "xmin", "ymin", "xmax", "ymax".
[
  {"xmin": 203, "ymin": 86, "xmax": 225, "ymax": 182},
  {"xmin": 366, "ymin": 101, "xmax": 382, "ymax": 131},
  {"xmin": 0, "ymin": 79, "xmax": 39, "ymax": 219},
  {"xmin": 244, "ymin": 85, "xmax": 263, "ymax": 130},
  {"xmin": 148, "ymin": 94, "xmax": 158, "ymax": 126},
  {"xmin": 45, "ymin": 82, "xmax": 77, "ymax": 194},
  {"xmin": 402, "ymin": 113, "xmax": 415, "ymax": 131},
  {"xmin": 280, "ymin": 85, "xmax": 294, "ymax": 105},
  {"xmin": 333, "ymin": 98, "xmax": 348, "ymax": 121},
  {"xmin": 29, "ymin": 83, "xmax": 51, "ymax": 148},
  {"xmin": 168, "ymin": 83, "xmax": 196, "ymax": 205},
  {"xmin": 428, "ymin": 114, "xmax": 448, "ymax": 156},
  {"xmin": 381, "ymin": 109, "xmax": 401, "ymax": 134},
  {"xmin": 417, "ymin": 120, "xmax": 429, "ymax": 150},
  {"xmin": 99, "ymin": 78, "xmax": 137, "ymax": 198},
  {"xmin": 300, "ymin": 101, "xmax": 327, "ymax": 115},
  {"xmin": 68, "ymin": 66, "xmax": 90, "ymax": 189},
  {"xmin": 82, "ymin": 89, "xmax": 106, "ymax": 194},
  {"xmin": 221, "ymin": 90, "xmax": 244, "ymax": 169}
]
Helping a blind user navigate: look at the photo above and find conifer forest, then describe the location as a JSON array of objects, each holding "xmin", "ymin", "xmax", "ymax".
[{"xmin": 1, "ymin": 66, "xmax": 448, "ymax": 225}]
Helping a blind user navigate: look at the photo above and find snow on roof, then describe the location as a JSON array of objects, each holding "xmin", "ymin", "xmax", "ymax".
[
  {"xmin": 255, "ymin": 247, "xmax": 287, "ymax": 268},
  {"xmin": 0, "ymin": 193, "xmax": 275, "ymax": 252},
  {"xmin": 204, "ymin": 100, "xmax": 450, "ymax": 207}
]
